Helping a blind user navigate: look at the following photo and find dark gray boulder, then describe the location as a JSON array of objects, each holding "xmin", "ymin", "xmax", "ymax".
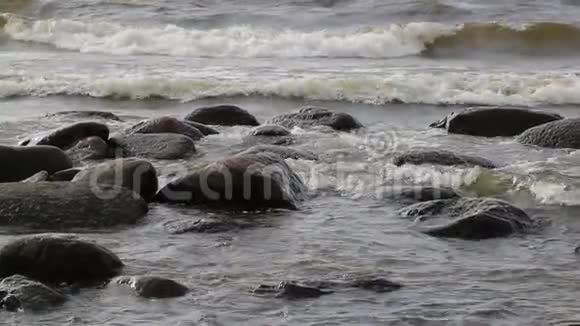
[
  {"xmin": 114, "ymin": 276, "xmax": 189, "ymax": 299},
  {"xmin": 430, "ymin": 107, "xmax": 562, "ymax": 137},
  {"xmin": 245, "ymin": 125, "xmax": 294, "ymax": 146},
  {"xmin": 182, "ymin": 120, "xmax": 219, "ymax": 136},
  {"xmin": 253, "ymin": 282, "xmax": 333, "ymax": 299},
  {"xmin": 517, "ymin": 118, "xmax": 580, "ymax": 149},
  {"xmin": 66, "ymin": 136, "xmax": 109, "ymax": 163},
  {"xmin": 393, "ymin": 150, "xmax": 497, "ymax": 169},
  {"xmin": 155, "ymin": 152, "xmax": 306, "ymax": 210},
  {"xmin": 250, "ymin": 125, "xmax": 291, "ymax": 137},
  {"xmin": 126, "ymin": 117, "xmax": 204, "ymax": 141},
  {"xmin": 399, "ymin": 197, "xmax": 534, "ymax": 239},
  {"xmin": 20, "ymin": 122, "xmax": 109, "ymax": 150},
  {"xmin": 0, "ymin": 182, "xmax": 148, "ymax": 229},
  {"xmin": 109, "ymin": 133, "xmax": 195, "ymax": 160},
  {"xmin": 48, "ymin": 168, "xmax": 81, "ymax": 182},
  {"xmin": 185, "ymin": 105, "xmax": 259, "ymax": 126},
  {"xmin": 72, "ymin": 158, "xmax": 158, "ymax": 202},
  {"xmin": 0, "ymin": 145, "xmax": 73, "ymax": 182},
  {"xmin": 0, "ymin": 235, "xmax": 123, "ymax": 284},
  {"xmin": 238, "ymin": 145, "xmax": 318, "ymax": 161},
  {"xmin": 267, "ymin": 107, "xmax": 363, "ymax": 131},
  {"xmin": 0, "ymin": 275, "xmax": 66, "ymax": 312},
  {"xmin": 380, "ymin": 186, "xmax": 460, "ymax": 202}
]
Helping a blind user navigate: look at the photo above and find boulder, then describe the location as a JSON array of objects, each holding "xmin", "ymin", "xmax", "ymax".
[
  {"xmin": 267, "ymin": 107, "xmax": 363, "ymax": 131},
  {"xmin": 0, "ymin": 235, "xmax": 123, "ymax": 284},
  {"xmin": 66, "ymin": 136, "xmax": 110, "ymax": 163},
  {"xmin": 0, "ymin": 275, "xmax": 67, "ymax": 312},
  {"xmin": 393, "ymin": 150, "xmax": 496, "ymax": 169},
  {"xmin": 155, "ymin": 152, "xmax": 306, "ymax": 210},
  {"xmin": 48, "ymin": 168, "xmax": 81, "ymax": 182},
  {"xmin": 109, "ymin": 133, "xmax": 195, "ymax": 160},
  {"xmin": 114, "ymin": 276, "xmax": 189, "ymax": 298},
  {"xmin": 430, "ymin": 107, "xmax": 562, "ymax": 137},
  {"xmin": 238, "ymin": 145, "xmax": 318, "ymax": 161},
  {"xmin": 380, "ymin": 186, "xmax": 460, "ymax": 202},
  {"xmin": 517, "ymin": 118, "xmax": 580, "ymax": 149},
  {"xmin": 20, "ymin": 122, "xmax": 109, "ymax": 150},
  {"xmin": 126, "ymin": 117, "xmax": 204, "ymax": 141},
  {"xmin": 21, "ymin": 171, "xmax": 49, "ymax": 183},
  {"xmin": 399, "ymin": 197, "xmax": 534, "ymax": 239},
  {"xmin": 0, "ymin": 145, "xmax": 72, "ymax": 182},
  {"xmin": 250, "ymin": 125, "xmax": 291, "ymax": 137},
  {"xmin": 72, "ymin": 158, "xmax": 158, "ymax": 202},
  {"xmin": 182, "ymin": 120, "xmax": 219, "ymax": 136},
  {"xmin": 0, "ymin": 182, "xmax": 148, "ymax": 229},
  {"xmin": 184, "ymin": 105, "xmax": 259, "ymax": 126}
]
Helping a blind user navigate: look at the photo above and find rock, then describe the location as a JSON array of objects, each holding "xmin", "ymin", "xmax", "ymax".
[
  {"xmin": 430, "ymin": 107, "xmax": 563, "ymax": 137},
  {"xmin": 517, "ymin": 118, "xmax": 580, "ymax": 149},
  {"xmin": 267, "ymin": 107, "xmax": 363, "ymax": 131},
  {"xmin": 126, "ymin": 117, "xmax": 204, "ymax": 141},
  {"xmin": 0, "ymin": 235, "xmax": 123, "ymax": 284},
  {"xmin": 21, "ymin": 171, "xmax": 49, "ymax": 183},
  {"xmin": 72, "ymin": 158, "xmax": 158, "ymax": 202},
  {"xmin": 48, "ymin": 168, "xmax": 81, "ymax": 182},
  {"xmin": 155, "ymin": 152, "xmax": 306, "ymax": 210},
  {"xmin": 114, "ymin": 276, "xmax": 188, "ymax": 298},
  {"xmin": 109, "ymin": 133, "xmax": 195, "ymax": 160},
  {"xmin": 164, "ymin": 218, "xmax": 255, "ymax": 234},
  {"xmin": 182, "ymin": 120, "xmax": 219, "ymax": 136},
  {"xmin": 250, "ymin": 125, "xmax": 291, "ymax": 137},
  {"xmin": 0, "ymin": 182, "xmax": 148, "ymax": 229},
  {"xmin": 238, "ymin": 145, "xmax": 318, "ymax": 161},
  {"xmin": 21, "ymin": 122, "xmax": 110, "ymax": 150},
  {"xmin": 0, "ymin": 145, "xmax": 73, "ymax": 182},
  {"xmin": 393, "ymin": 150, "xmax": 497, "ymax": 169},
  {"xmin": 399, "ymin": 197, "xmax": 534, "ymax": 239},
  {"xmin": 45, "ymin": 111, "xmax": 122, "ymax": 121},
  {"xmin": 0, "ymin": 275, "xmax": 66, "ymax": 311},
  {"xmin": 185, "ymin": 105, "xmax": 259, "ymax": 126},
  {"xmin": 349, "ymin": 278, "xmax": 403, "ymax": 293},
  {"xmin": 66, "ymin": 136, "xmax": 109, "ymax": 163},
  {"xmin": 380, "ymin": 186, "xmax": 460, "ymax": 202},
  {"xmin": 253, "ymin": 282, "xmax": 333, "ymax": 299}
]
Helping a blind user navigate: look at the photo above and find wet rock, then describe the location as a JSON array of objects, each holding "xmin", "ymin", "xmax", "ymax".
[
  {"xmin": 164, "ymin": 218, "xmax": 255, "ymax": 234},
  {"xmin": 0, "ymin": 275, "xmax": 66, "ymax": 311},
  {"xmin": 126, "ymin": 117, "xmax": 204, "ymax": 141},
  {"xmin": 380, "ymin": 186, "xmax": 460, "ymax": 202},
  {"xmin": 0, "ymin": 235, "xmax": 123, "ymax": 284},
  {"xmin": 45, "ymin": 110, "xmax": 122, "ymax": 121},
  {"xmin": 114, "ymin": 276, "xmax": 189, "ymax": 299},
  {"xmin": 250, "ymin": 125, "xmax": 291, "ymax": 137},
  {"xmin": 21, "ymin": 171, "xmax": 48, "ymax": 183},
  {"xmin": 109, "ymin": 133, "xmax": 195, "ymax": 160},
  {"xmin": 66, "ymin": 136, "xmax": 109, "ymax": 163},
  {"xmin": 239, "ymin": 145, "xmax": 318, "ymax": 161},
  {"xmin": 182, "ymin": 120, "xmax": 219, "ymax": 136},
  {"xmin": 399, "ymin": 197, "xmax": 534, "ymax": 239},
  {"xmin": 349, "ymin": 277, "xmax": 403, "ymax": 293},
  {"xmin": 0, "ymin": 145, "xmax": 73, "ymax": 182},
  {"xmin": 0, "ymin": 182, "xmax": 148, "ymax": 229},
  {"xmin": 393, "ymin": 150, "xmax": 497, "ymax": 169},
  {"xmin": 185, "ymin": 105, "xmax": 259, "ymax": 126},
  {"xmin": 72, "ymin": 158, "xmax": 158, "ymax": 202},
  {"xmin": 253, "ymin": 282, "xmax": 333, "ymax": 299},
  {"xmin": 517, "ymin": 118, "xmax": 580, "ymax": 149},
  {"xmin": 155, "ymin": 152, "xmax": 306, "ymax": 210},
  {"xmin": 48, "ymin": 168, "xmax": 81, "ymax": 182},
  {"xmin": 21, "ymin": 122, "xmax": 109, "ymax": 150},
  {"xmin": 268, "ymin": 107, "xmax": 363, "ymax": 131},
  {"xmin": 244, "ymin": 125, "xmax": 295, "ymax": 146},
  {"xmin": 430, "ymin": 107, "xmax": 562, "ymax": 137}
]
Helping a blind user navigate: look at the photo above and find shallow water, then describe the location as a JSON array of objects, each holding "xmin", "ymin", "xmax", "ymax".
[{"xmin": 3, "ymin": 0, "xmax": 580, "ymax": 324}]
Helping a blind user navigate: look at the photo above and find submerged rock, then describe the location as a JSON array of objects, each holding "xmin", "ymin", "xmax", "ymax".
[
  {"xmin": 0, "ymin": 275, "xmax": 66, "ymax": 312},
  {"xmin": 20, "ymin": 122, "xmax": 110, "ymax": 150},
  {"xmin": 0, "ymin": 182, "xmax": 148, "ymax": 229},
  {"xmin": 0, "ymin": 235, "xmax": 123, "ymax": 284},
  {"xmin": 268, "ymin": 107, "xmax": 363, "ymax": 131},
  {"xmin": 0, "ymin": 145, "xmax": 73, "ymax": 182},
  {"xmin": 66, "ymin": 136, "xmax": 110, "ymax": 163},
  {"xmin": 72, "ymin": 158, "xmax": 158, "ymax": 202},
  {"xmin": 155, "ymin": 152, "xmax": 306, "ymax": 210},
  {"xmin": 517, "ymin": 118, "xmax": 580, "ymax": 149},
  {"xmin": 182, "ymin": 120, "xmax": 219, "ymax": 136},
  {"xmin": 48, "ymin": 168, "xmax": 81, "ymax": 181},
  {"xmin": 109, "ymin": 133, "xmax": 195, "ymax": 160},
  {"xmin": 185, "ymin": 105, "xmax": 259, "ymax": 126},
  {"xmin": 238, "ymin": 145, "xmax": 318, "ymax": 161},
  {"xmin": 380, "ymin": 186, "xmax": 460, "ymax": 202},
  {"xmin": 21, "ymin": 171, "xmax": 49, "ymax": 183},
  {"xmin": 253, "ymin": 282, "xmax": 333, "ymax": 300},
  {"xmin": 393, "ymin": 150, "xmax": 497, "ymax": 169},
  {"xmin": 399, "ymin": 197, "xmax": 534, "ymax": 239},
  {"xmin": 126, "ymin": 116, "xmax": 204, "ymax": 141},
  {"xmin": 164, "ymin": 218, "xmax": 256, "ymax": 234},
  {"xmin": 45, "ymin": 110, "xmax": 122, "ymax": 121},
  {"xmin": 114, "ymin": 276, "xmax": 189, "ymax": 299},
  {"xmin": 250, "ymin": 124, "xmax": 291, "ymax": 137},
  {"xmin": 430, "ymin": 107, "xmax": 562, "ymax": 137}
]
